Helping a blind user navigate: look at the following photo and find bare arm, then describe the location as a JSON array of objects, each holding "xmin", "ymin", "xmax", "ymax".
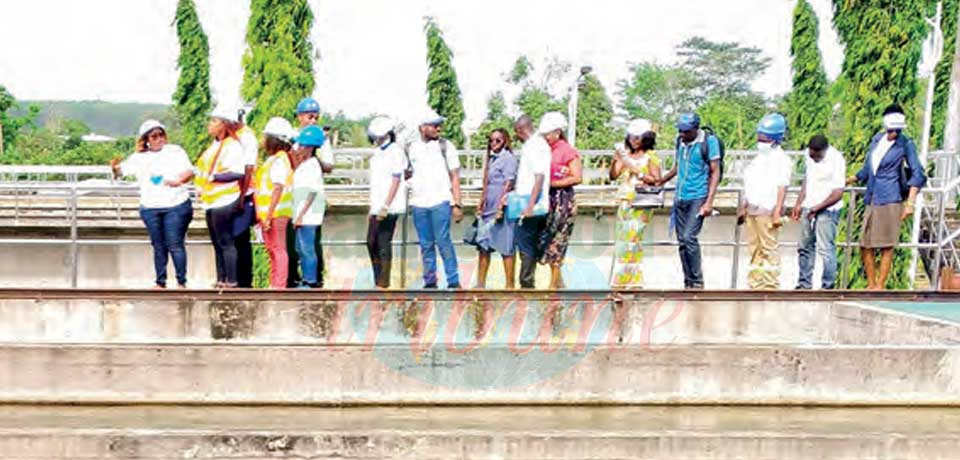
[
  {"xmin": 699, "ymin": 159, "xmax": 720, "ymax": 216},
  {"xmin": 642, "ymin": 160, "xmax": 662, "ymax": 185},
  {"xmin": 449, "ymin": 168, "xmax": 462, "ymax": 205},
  {"xmin": 551, "ymin": 157, "xmax": 583, "ymax": 188},
  {"xmin": 380, "ymin": 176, "xmax": 402, "ymax": 216},
  {"xmin": 295, "ymin": 192, "xmax": 317, "ymax": 226}
]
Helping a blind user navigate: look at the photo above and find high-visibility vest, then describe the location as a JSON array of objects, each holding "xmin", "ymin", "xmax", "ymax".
[
  {"xmin": 254, "ymin": 152, "xmax": 294, "ymax": 221},
  {"xmin": 194, "ymin": 138, "xmax": 241, "ymax": 208}
]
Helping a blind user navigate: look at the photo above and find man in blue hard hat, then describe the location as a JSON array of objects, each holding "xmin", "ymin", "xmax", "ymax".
[
  {"xmin": 739, "ymin": 113, "xmax": 792, "ymax": 290},
  {"xmin": 659, "ymin": 112, "xmax": 721, "ymax": 289}
]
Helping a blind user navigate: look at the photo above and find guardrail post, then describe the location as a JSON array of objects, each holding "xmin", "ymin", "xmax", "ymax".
[
  {"xmin": 69, "ymin": 185, "xmax": 79, "ymax": 288},
  {"xmin": 730, "ymin": 190, "xmax": 742, "ymax": 289},
  {"xmin": 933, "ymin": 188, "xmax": 947, "ymax": 290},
  {"xmin": 841, "ymin": 190, "xmax": 856, "ymax": 288}
]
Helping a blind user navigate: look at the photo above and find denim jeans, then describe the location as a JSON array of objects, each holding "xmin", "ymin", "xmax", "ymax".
[
  {"xmin": 412, "ymin": 202, "xmax": 460, "ymax": 288},
  {"xmin": 296, "ymin": 225, "xmax": 320, "ymax": 286},
  {"xmin": 797, "ymin": 209, "xmax": 840, "ymax": 290},
  {"xmin": 674, "ymin": 198, "xmax": 706, "ymax": 289},
  {"xmin": 140, "ymin": 200, "xmax": 193, "ymax": 287}
]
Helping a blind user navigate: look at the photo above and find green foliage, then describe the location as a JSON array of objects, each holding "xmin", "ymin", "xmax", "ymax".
[
  {"xmin": 10, "ymin": 101, "xmax": 169, "ymax": 138},
  {"xmin": 470, "ymin": 92, "xmax": 513, "ymax": 149},
  {"xmin": 242, "ymin": 0, "xmax": 315, "ymax": 132},
  {"xmin": 575, "ymin": 74, "xmax": 620, "ymax": 150},
  {"xmin": 321, "ymin": 111, "xmax": 374, "ymax": 147},
  {"xmin": 515, "ymin": 87, "xmax": 566, "ymax": 129},
  {"xmin": 833, "ymin": 0, "xmax": 930, "ymax": 289},
  {"xmin": 424, "ymin": 17, "xmax": 466, "ymax": 148},
  {"xmin": 698, "ymin": 94, "xmax": 769, "ymax": 149},
  {"xmin": 618, "ymin": 62, "xmax": 697, "ymax": 128},
  {"xmin": 0, "ymin": 86, "xmax": 40, "ymax": 151},
  {"xmin": 933, "ymin": 0, "xmax": 959, "ymax": 148},
  {"xmin": 508, "ymin": 56, "xmax": 534, "ymax": 85},
  {"xmin": 2, "ymin": 129, "xmax": 134, "ymax": 167},
  {"xmin": 508, "ymin": 55, "xmax": 569, "ymax": 126},
  {"xmin": 677, "ymin": 37, "xmax": 772, "ymax": 102},
  {"xmin": 173, "ymin": 0, "xmax": 213, "ymax": 157},
  {"xmin": 252, "ymin": 245, "xmax": 269, "ymax": 289},
  {"xmin": 786, "ymin": 0, "xmax": 831, "ymax": 149}
]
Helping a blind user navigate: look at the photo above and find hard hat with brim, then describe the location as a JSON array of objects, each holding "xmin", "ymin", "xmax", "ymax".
[
  {"xmin": 368, "ymin": 117, "xmax": 396, "ymax": 138},
  {"xmin": 297, "ymin": 125, "xmax": 327, "ymax": 148},
  {"xmin": 263, "ymin": 117, "xmax": 297, "ymax": 142},
  {"xmin": 420, "ymin": 109, "xmax": 446, "ymax": 126},
  {"xmin": 138, "ymin": 120, "xmax": 166, "ymax": 137},
  {"xmin": 211, "ymin": 106, "xmax": 238, "ymax": 122}
]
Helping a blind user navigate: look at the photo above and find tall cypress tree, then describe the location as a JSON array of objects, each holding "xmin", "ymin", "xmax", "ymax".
[
  {"xmin": 933, "ymin": 0, "xmax": 959, "ymax": 148},
  {"xmin": 576, "ymin": 74, "xmax": 619, "ymax": 150},
  {"xmin": 241, "ymin": 0, "xmax": 315, "ymax": 131},
  {"xmin": 833, "ymin": 0, "xmax": 930, "ymax": 289},
  {"xmin": 787, "ymin": 0, "xmax": 830, "ymax": 149},
  {"xmin": 172, "ymin": 0, "xmax": 212, "ymax": 157},
  {"xmin": 424, "ymin": 17, "xmax": 466, "ymax": 148}
]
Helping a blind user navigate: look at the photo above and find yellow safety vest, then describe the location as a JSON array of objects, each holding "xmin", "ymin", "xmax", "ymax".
[
  {"xmin": 254, "ymin": 152, "xmax": 294, "ymax": 221},
  {"xmin": 194, "ymin": 138, "xmax": 242, "ymax": 208}
]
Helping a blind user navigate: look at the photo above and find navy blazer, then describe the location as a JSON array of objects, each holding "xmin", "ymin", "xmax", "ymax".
[{"xmin": 855, "ymin": 132, "xmax": 927, "ymax": 206}]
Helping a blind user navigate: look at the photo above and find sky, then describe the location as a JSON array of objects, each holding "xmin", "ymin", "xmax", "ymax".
[{"xmin": 0, "ymin": 0, "xmax": 846, "ymax": 130}]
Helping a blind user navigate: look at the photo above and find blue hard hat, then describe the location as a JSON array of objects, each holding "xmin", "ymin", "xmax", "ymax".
[
  {"xmin": 757, "ymin": 113, "xmax": 787, "ymax": 142},
  {"xmin": 296, "ymin": 125, "xmax": 326, "ymax": 147},
  {"xmin": 676, "ymin": 112, "xmax": 701, "ymax": 131},
  {"xmin": 296, "ymin": 97, "xmax": 321, "ymax": 114}
]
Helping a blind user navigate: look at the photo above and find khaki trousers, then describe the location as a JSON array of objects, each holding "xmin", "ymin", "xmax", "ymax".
[{"xmin": 746, "ymin": 215, "xmax": 781, "ymax": 290}]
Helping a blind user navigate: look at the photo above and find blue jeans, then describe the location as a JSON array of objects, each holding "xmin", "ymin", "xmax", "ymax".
[
  {"xmin": 797, "ymin": 209, "xmax": 840, "ymax": 289},
  {"xmin": 412, "ymin": 202, "xmax": 460, "ymax": 288},
  {"xmin": 296, "ymin": 225, "xmax": 320, "ymax": 286},
  {"xmin": 674, "ymin": 198, "xmax": 706, "ymax": 288},
  {"xmin": 140, "ymin": 200, "xmax": 193, "ymax": 286}
]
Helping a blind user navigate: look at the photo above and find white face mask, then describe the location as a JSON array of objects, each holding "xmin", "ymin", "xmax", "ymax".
[{"xmin": 757, "ymin": 141, "xmax": 776, "ymax": 152}]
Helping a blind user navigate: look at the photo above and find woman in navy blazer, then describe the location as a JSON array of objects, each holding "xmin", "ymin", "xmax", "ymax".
[{"xmin": 848, "ymin": 104, "xmax": 927, "ymax": 290}]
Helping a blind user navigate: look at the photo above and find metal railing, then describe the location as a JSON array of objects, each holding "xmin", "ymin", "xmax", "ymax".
[{"xmin": 0, "ymin": 181, "xmax": 956, "ymax": 290}]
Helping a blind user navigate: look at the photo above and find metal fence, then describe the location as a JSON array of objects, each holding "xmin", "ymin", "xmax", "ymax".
[{"xmin": 0, "ymin": 180, "xmax": 956, "ymax": 290}]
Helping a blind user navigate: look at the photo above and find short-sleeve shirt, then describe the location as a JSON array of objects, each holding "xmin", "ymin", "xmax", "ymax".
[
  {"xmin": 292, "ymin": 158, "xmax": 325, "ymax": 226},
  {"xmin": 743, "ymin": 146, "xmax": 792, "ymax": 212},
  {"xmin": 119, "ymin": 144, "xmax": 193, "ymax": 209},
  {"xmin": 268, "ymin": 153, "xmax": 292, "ymax": 186},
  {"xmin": 548, "ymin": 139, "xmax": 580, "ymax": 182},
  {"xmin": 676, "ymin": 130, "xmax": 721, "ymax": 201},
  {"xmin": 803, "ymin": 147, "xmax": 846, "ymax": 211},
  {"xmin": 407, "ymin": 139, "xmax": 461, "ymax": 208},
  {"xmin": 515, "ymin": 135, "xmax": 552, "ymax": 213},
  {"xmin": 238, "ymin": 126, "xmax": 259, "ymax": 196},
  {"xmin": 369, "ymin": 142, "xmax": 408, "ymax": 215}
]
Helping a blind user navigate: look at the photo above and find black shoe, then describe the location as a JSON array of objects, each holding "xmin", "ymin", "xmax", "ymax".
[
  {"xmin": 423, "ymin": 283, "xmax": 438, "ymax": 289},
  {"xmin": 447, "ymin": 283, "xmax": 462, "ymax": 290}
]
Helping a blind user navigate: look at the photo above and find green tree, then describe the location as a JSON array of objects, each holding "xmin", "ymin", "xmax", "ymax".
[
  {"xmin": 0, "ymin": 85, "xmax": 39, "ymax": 152},
  {"xmin": 933, "ymin": 0, "xmax": 959, "ymax": 148},
  {"xmin": 470, "ymin": 92, "xmax": 513, "ymax": 149},
  {"xmin": 677, "ymin": 37, "xmax": 772, "ymax": 103},
  {"xmin": 698, "ymin": 94, "xmax": 769, "ymax": 150},
  {"xmin": 510, "ymin": 55, "xmax": 568, "ymax": 125},
  {"xmin": 172, "ymin": 0, "xmax": 213, "ymax": 157},
  {"xmin": 242, "ymin": 0, "xmax": 315, "ymax": 131},
  {"xmin": 424, "ymin": 17, "xmax": 466, "ymax": 147},
  {"xmin": 786, "ymin": 0, "xmax": 831, "ymax": 149},
  {"xmin": 833, "ymin": 0, "xmax": 930, "ymax": 289},
  {"xmin": 576, "ymin": 74, "xmax": 619, "ymax": 150}
]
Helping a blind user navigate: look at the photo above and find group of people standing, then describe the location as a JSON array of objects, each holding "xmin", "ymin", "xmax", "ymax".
[{"xmin": 112, "ymin": 98, "xmax": 925, "ymax": 291}]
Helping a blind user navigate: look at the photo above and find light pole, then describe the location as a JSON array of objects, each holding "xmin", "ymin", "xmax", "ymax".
[
  {"xmin": 910, "ymin": 1, "xmax": 944, "ymax": 289},
  {"xmin": 567, "ymin": 65, "xmax": 593, "ymax": 147}
]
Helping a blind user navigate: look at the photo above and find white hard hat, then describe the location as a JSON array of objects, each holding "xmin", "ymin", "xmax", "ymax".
[
  {"xmin": 420, "ymin": 108, "xmax": 446, "ymax": 126},
  {"xmin": 368, "ymin": 116, "xmax": 396, "ymax": 138},
  {"xmin": 210, "ymin": 105, "xmax": 238, "ymax": 122},
  {"xmin": 537, "ymin": 112, "xmax": 567, "ymax": 135},
  {"xmin": 262, "ymin": 117, "xmax": 297, "ymax": 142},
  {"xmin": 626, "ymin": 119, "xmax": 654, "ymax": 137},
  {"xmin": 138, "ymin": 119, "xmax": 166, "ymax": 137}
]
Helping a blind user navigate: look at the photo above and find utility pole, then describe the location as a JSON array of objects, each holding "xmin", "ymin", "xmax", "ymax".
[
  {"xmin": 0, "ymin": 119, "xmax": 4, "ymax": 157},
  {"xmin": 910, "ymin": 1, "xmax": 944, "ymax": 289},
  {"xmin": 567, "ymin": 66, "xmax": 592, "ymax": 148}
]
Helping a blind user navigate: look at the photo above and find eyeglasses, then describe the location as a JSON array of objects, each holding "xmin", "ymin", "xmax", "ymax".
[
  {"xmin": 148, "ymin": 131, "xmax": 166, "ymax": 140},
  {"xmin": 490, "ymin": 138, "xmax": 504, "ymax": 144}
]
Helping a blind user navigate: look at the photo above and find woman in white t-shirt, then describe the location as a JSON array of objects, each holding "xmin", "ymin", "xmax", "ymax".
[
  {"xmin": 110, "ymin": 120, "xmax": 195, "ymax": 288},
  {"xmin": 290, "ymin": 125, "xmax": 328, "ymax": 289},
  {"xmin": 365, "ymin": 117, "xmax": 406, "ymax": 289}
]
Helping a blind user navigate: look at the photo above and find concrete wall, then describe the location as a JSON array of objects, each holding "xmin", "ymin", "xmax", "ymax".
[{"xmin": 0, "ymin": 214, "xmax": 825, "ymax": 290}]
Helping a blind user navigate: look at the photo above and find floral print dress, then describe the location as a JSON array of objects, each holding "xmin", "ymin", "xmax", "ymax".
[{"xmin": 610, "ymin": 152, "xmax": 661, "ymax": 288}]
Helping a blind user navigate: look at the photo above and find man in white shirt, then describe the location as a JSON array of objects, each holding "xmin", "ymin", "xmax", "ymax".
[
  {"xmin": 791, "ymin": 134, "xmax": 845, "ymax": 290},
  {"xmin": 512, "ymin": 115, "xmax": 551, "ymax": 289},
  {"xmin": 738, "ymin": 113, "xmax": 792, "ymax": 290},
  {"xmin": 406, "ymin": 109, "xmax": 463, "ymax": 289},
  {"xmin": 235, "ymin": 111, "xmax": 259, "ymax": 288}
]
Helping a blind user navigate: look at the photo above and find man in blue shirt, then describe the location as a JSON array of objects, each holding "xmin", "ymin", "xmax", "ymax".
[
  {"xmin": 848, "ymin": 104, "xmax": 926, "ymax": 290},
  {"xmin": 660, "ymin": 113, "xmax": 721, "ymax": 289}
]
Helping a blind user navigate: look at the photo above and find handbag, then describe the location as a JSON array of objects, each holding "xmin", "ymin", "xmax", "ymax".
[
  {"xmin": 631, "ymin": 184, "xmax": 665, "ymax": 209},
  {"xmin": 463, "ymin": 218, "xmax": 480, "ymax": 247}
]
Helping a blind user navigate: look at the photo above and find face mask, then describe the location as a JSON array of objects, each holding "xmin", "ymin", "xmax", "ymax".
[{"xmin": 757, "ymin": 141, "xmax": 775, "ymax": 152}]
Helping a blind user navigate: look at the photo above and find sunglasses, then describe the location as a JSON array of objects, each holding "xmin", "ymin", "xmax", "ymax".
[{"xmin": 490, "ymin": 138, "xmax": 504, "ymax": 144}]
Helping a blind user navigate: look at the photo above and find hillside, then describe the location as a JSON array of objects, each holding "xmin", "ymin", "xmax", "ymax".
[{"xmin": 12, "ymin": 100, "xmax": 171, "ymax": 137}]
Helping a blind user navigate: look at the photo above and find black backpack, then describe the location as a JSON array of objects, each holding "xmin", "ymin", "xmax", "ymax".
[{"xmin": 675, "ymin": 127, "xmax": 725, "ymax": 183}]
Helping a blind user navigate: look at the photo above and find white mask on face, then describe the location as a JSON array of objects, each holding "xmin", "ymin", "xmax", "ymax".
[{"xmin": 757, "ymin": 141, "xmax": 776, "ymax": 152}]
